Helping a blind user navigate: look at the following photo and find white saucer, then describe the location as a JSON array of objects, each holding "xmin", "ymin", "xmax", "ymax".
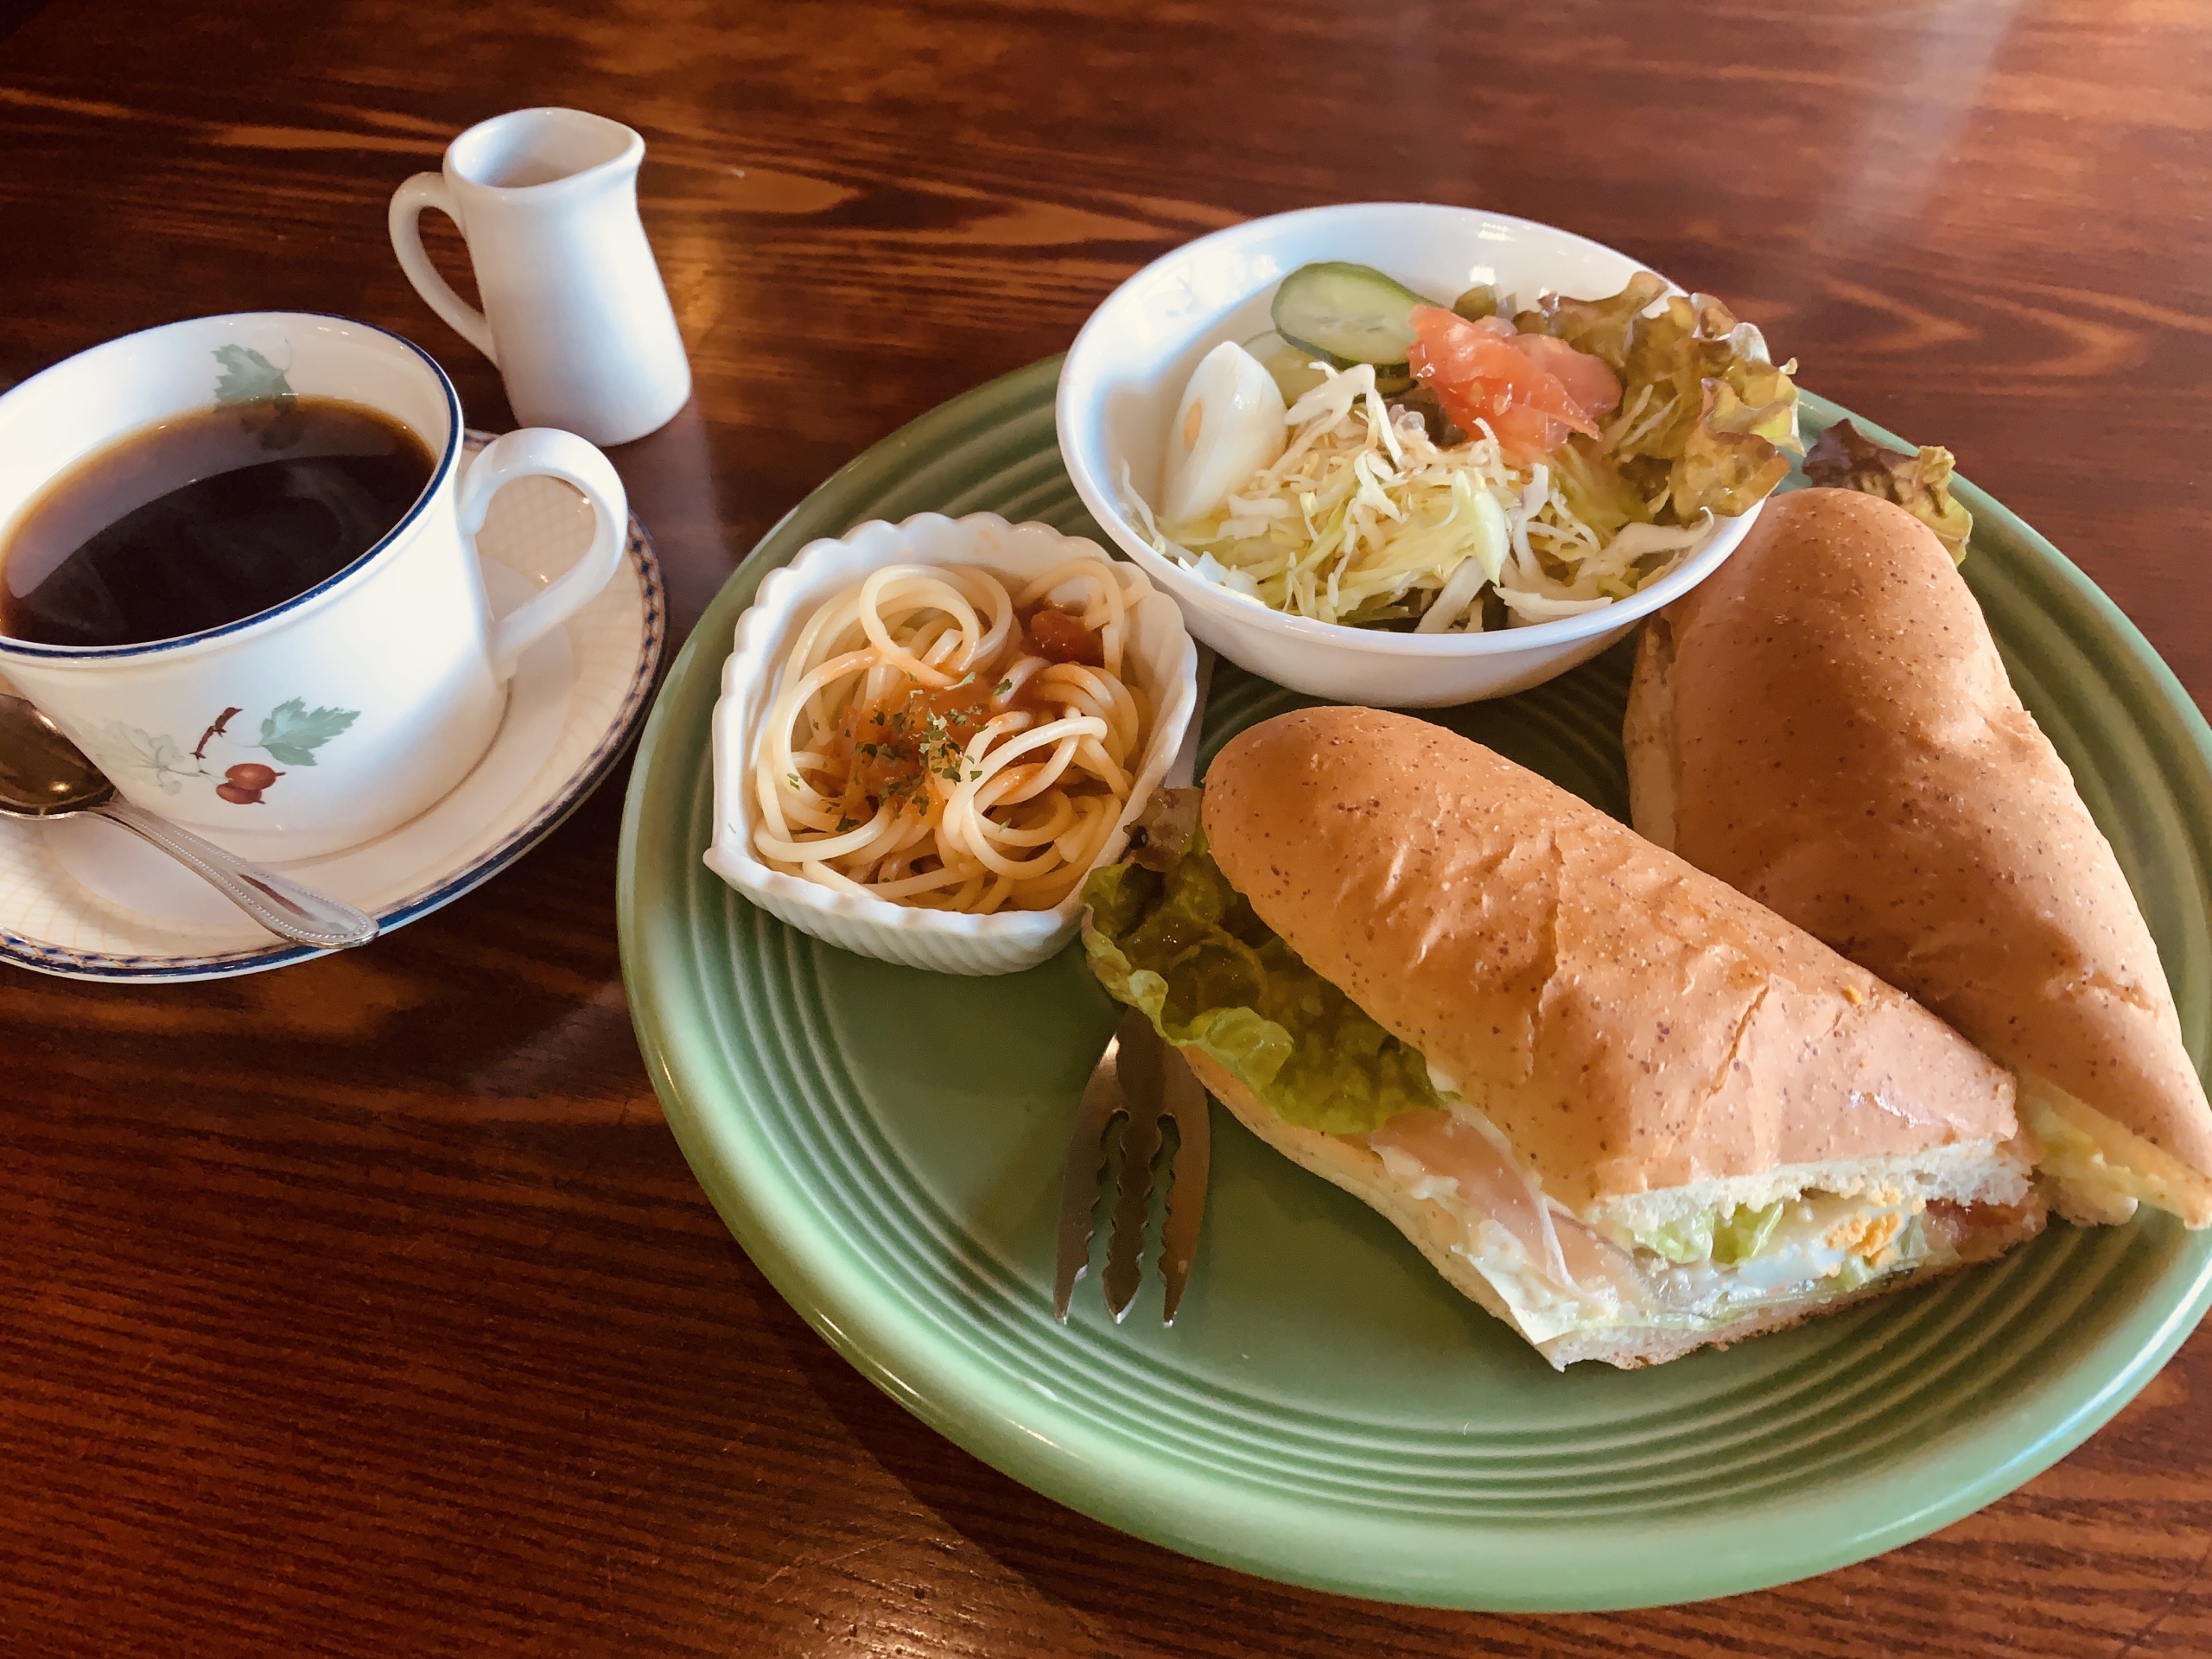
[{"xmin": 0, "ymin": 431, "xmax": 666, "ymax": 980}]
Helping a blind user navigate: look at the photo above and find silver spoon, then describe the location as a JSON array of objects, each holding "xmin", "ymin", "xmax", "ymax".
[{"xmin": 0, "ymin": 693, "xmax": 379, "ymax": 950}]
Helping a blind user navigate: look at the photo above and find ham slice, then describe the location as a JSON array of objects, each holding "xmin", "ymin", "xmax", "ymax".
[{"xmin": 1368, "ymin": 1107, "xmax": 1647, "ymax": 1306}]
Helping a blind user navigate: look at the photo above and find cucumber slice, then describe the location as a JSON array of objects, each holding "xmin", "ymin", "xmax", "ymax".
[
  {"xmin": 1271, "ymin": 262, "xmax": 1436, "ymax": 369},
  {"xmin": 1248, "ymin": 330, "xmax": 1414, "ymax": 405},
  {"xmin": 1242, "ymin": 331, "xmax": 1333, "ymax": 404}
]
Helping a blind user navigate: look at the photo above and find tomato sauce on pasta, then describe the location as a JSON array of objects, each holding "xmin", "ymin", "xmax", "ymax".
[{"xmin": 752, "ymin": 557, "xmax": 1154, "ymax": 912}]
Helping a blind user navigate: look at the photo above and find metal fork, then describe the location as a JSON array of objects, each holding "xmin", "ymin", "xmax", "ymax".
[
  {"xmin": 1052, "ymin": 647, "xmax": 1214, "ymax": 1325},
  {"xmin": 1053, "ymin": 1007, "xmax": 1212, "ymax": 1324}
]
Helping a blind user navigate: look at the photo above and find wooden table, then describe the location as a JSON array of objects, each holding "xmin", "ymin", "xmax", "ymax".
[{"xmin": 4, "ymin": 2, "xmax": 2209, "ymax": 1652}]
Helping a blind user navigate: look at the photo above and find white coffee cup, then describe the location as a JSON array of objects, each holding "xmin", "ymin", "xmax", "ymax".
[
  {"xmin": 0, "ymin": 311, "xmax": 628, "ymax": 861},
  {"xmin": 389, "ymin": 107, "xmax": 692, "ymax": 448}
]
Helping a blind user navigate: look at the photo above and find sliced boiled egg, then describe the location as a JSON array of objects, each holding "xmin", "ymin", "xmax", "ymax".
[{"xmin": 1159, "ymin": 341, "xmax": 1287, "ymax": 525}]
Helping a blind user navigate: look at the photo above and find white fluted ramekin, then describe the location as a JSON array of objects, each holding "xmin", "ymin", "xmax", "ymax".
[{"xmin": 705, "ymin": 512, "xmax": 1198, "ymax": 976}]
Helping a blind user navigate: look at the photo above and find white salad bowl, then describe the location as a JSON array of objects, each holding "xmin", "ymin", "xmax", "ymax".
[
  {"xmin": 705, "ymin": 512, "xmax": 1198, "ymax": 976},
  {"xmin": 1055, "ymin": 201, "xmax": 1770, "ymax": 707}
]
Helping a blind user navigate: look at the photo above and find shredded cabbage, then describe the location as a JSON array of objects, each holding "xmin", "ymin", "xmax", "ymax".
[
  {"xmin": 1128, "ymin": 361, "xmax": 1707, "ymax": 632},
  {"xmin": 1125, "ymin": 268, "xmax": 1804, "ymax": 634}
]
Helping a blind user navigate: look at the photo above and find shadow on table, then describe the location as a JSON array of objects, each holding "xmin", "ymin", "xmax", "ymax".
[{"xmin": 761, "ymin": 1291, "xmax": 1555, "ymax": 1655}]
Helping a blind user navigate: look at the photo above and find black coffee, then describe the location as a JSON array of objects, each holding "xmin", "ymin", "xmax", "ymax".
[{"xmin": 0, "ymin": 397, "xmax": 435, "ymax": 647}]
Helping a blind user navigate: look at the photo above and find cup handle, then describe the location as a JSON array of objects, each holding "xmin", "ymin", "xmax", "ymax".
[
  {"xmin": 389, "ymin": 173, "xmax": 499, "ymax": 364},
  {"xmin": 460, "ymin": 429, "xmax": 630, "ymax": 680}
]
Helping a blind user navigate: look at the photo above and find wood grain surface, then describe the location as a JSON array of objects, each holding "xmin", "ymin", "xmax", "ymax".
[{"xmin": 4, "ymin": 2, "xmax": 2211, "ymax": 1653}]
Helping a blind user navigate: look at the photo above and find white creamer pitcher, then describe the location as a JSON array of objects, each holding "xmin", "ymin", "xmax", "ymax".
[{"xmin": 390, "ymin": 108, "xmax": 692, "ymax": 447}]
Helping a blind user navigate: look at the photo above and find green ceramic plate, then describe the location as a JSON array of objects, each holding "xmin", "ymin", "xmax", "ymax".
[{"xmin": 617, "ymin": 359, "xmax": 2212, "ymax": 1611}]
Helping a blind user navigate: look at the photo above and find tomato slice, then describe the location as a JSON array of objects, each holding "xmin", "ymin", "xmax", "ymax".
[
  {"xmin": 1407, "ymin": 304, "xmax": 1604, "ymax": 460},
  {"xmin": 1027, "ymin": 606, "xmax": 1104, "ymax": 666}
]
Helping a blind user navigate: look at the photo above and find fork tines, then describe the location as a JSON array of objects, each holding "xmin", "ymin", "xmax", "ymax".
[{"xmin": 1053, "ymin": 1007, "xmax": 1211, "ymax": 1325}]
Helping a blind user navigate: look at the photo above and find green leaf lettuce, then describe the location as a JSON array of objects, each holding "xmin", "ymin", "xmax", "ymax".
[
  {"xmin": 1634, "ymin": 1198, "xmax": 1787, "ymax": 1267},
  {"xmin": 1081, "ymin": 836, "xmax": 1442, "ymax": 1137},
  {"xmin": 1802, "ymin": 419, "xmax": 1974, "ymax": 563},
  {"xmin": 1522, "ymin": 280, "xmax": 1801, "ymax": 524}
]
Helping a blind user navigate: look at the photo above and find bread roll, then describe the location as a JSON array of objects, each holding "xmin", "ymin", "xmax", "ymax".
[
  {"xmin": 1625, "ymin": 487, "xmax": 2212, "ymax": 1224},
  {"xmin": 1203, "ymin": 706, "xmax": 2024, "ymax": 1230}
]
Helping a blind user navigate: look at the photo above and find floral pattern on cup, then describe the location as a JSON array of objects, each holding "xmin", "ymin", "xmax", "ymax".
[{"xmin": 91, "ymin": 697, "xmax": 360, "ymax": 807}]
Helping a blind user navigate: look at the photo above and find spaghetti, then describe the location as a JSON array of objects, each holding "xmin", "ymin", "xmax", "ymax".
[{"xmin": 752, "ymin": 557, "xmax": 1155, "ymax": 912}]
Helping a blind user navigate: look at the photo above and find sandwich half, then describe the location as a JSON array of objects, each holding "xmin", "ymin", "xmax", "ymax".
[
  {"xmin": 1082, "ymin": 706, "xmax": 2044, "ymax": 1370},
  {"xmin": 1625, "ymin": 486, "xmax": 2212, "ymax": 1227}
]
